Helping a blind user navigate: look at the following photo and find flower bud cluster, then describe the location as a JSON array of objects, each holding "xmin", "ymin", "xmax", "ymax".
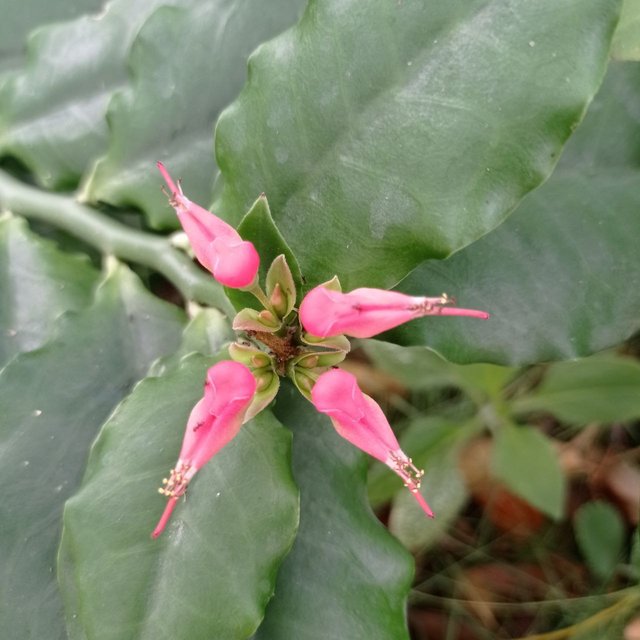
[{"xmin": 152, "ymin": 164, "xmax": 489, "ymax": 537}]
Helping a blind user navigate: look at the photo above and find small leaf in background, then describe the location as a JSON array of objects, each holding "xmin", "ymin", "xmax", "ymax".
[
  {"xmin": 253, "ymin": 385, "xmax": 414, "ymax": 640},
  {"xmin": 215, "ymin": 0, "xmax": 619, "ymax": 290},
  {"xmin": 512, "ymin": 354, "xmax": 640, "ymax": 424},
  {"xmin": 631, "ymin": 527, "xmax": 640, "ymax": 579},
  {"xmin": 59, "ymin": 354, "xmax": 299, "ymax": 640},
  {"xmin": 389, "ymin": 61, "xmax": 640, "ymax": 366},
  {"xmin": 0, "ymin": 215, "xmax": 98, "ymax": 366},
  {"xmin": 574, "ymin": 501, "xmax": 626, "ymax": 580},
  {"xmin": 226, "ymin": 194, "xmax": 303, "ymax": 311},
  {"xmin": 83, "ymin": 0, "xmax": 307, "ymax": 226},
  {"xmin": 492, "ymin": 423, "xmax": 566, "ymax": 520},
  {"xmin": 0, "ymin": 264, "xmax": 185, "ymax": 640},
  {"xmin": 612, "ymin": 0, "xmax": 640, "ymax": 60}
]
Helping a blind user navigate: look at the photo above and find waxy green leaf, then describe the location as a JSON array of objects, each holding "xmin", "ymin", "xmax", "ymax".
[
  {"xmin": 215, "ymin": 0, "xmax": 620, "ymax": 290},
  {"xmin": 0, "ymin": 264, "xmax": 185, "ymax": 640},
  {"xmin": 389, "ymin": 62, "xmax": 640, "ymax": 365},
  {"xmin": 253, "ymin": 385, "xmax": 413, "ymax": 640},
  {"xmin": 83, "ymin": 0, "xmax": 307, "ymax": 226},
  {"xmin": 59, "ymin": 354, "xmax": 299, "ymax": 640},
  {"xmin": 227, "ymin": 194, "xmax": 303, "ymax": 312},
  {"xmin": 0, "ymin": 215, "xmax": 98, "ymax": 367}
]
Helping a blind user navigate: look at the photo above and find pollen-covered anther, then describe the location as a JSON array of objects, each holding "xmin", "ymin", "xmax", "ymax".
[
  {"xmin": 157, "ymin": 464, "xmax": 191, "ymax": 499},
  {"xmin": 389, "ymin": 452, "xmax": 425, "ymax": 490}
]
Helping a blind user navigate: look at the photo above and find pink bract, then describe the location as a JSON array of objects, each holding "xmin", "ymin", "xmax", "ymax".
[
  {"xmin": 152, "ymin": 360, "xmax": 257, "ymax": 538},
  {"xmin": 311, "ymin": 368, "xmax": 434, "ymax": 518},
  {"xmin": 157, "ymin": 161, "xmax": 259, "ymax": 288},
  {"xmin": 299, "ymin": 285, "xmax": 489, "ymax": 339}
]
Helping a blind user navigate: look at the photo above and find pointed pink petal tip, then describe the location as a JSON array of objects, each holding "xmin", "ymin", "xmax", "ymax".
[
  {"xmin": 411, "ymin": 490, "xmax": 435, "ymax": 518},
  {"xmin": 151, "ymin": 497, "xmax": 179, "ymax": 538},
  {"xmin": 438, "ymin": 307, "xmax": 490, "ymax": 320},
  {"xmin": 156, "ymin": 161, "xmax": 178, "ymax": 194}
]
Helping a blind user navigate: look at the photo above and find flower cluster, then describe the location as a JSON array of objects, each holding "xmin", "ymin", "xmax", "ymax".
[{"xmin": 153, "ymin": 163, "xmax": 489, "ymax": 537}]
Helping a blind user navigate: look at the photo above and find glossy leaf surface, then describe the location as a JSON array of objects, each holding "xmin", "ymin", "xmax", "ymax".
[
  {"xmin": 253, "ymin": 385, "xmax": 413, "ymax": 640},
  {"xmin": 389, "ymin": 62, "xmax": 640, "ymax": 365},
  {"xmin": 0, "ymin": 215, "xmax": 98, "ymax": 367},
  {"xmin": 60, "ymin": 354, "xmax": 299, "ymax": 640},
  {"xmin": 84, "ymin": 0, "xmax": 307, "ymax": 227},
  {"xmin": 215, "ymin": 0, "xmax": 619, "ymax": 290},
  {"xmin": 0, "ymin": 265, "xmax": 185, "ymax": 640}
]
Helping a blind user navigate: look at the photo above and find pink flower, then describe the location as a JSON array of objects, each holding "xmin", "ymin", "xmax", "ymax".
[
  {"xmin": 311, "ymin": 368, "xmax": 434, "ymax": 517},
  {"xmin": 300, "ymin": 286, "xmax": 489, "ymax": 338},
  {"xmin": 157, "ymin": 162, "xmax": 259, "ymax": 288},
  {"xmin": 152, "ymin": 361, "xmax": 257, "ymax": 538}
]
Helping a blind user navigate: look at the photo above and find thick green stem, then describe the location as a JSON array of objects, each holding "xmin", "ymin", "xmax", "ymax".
[{"xmin": 0, "ymin": 169, "xmax": 233, "ymax": 314}]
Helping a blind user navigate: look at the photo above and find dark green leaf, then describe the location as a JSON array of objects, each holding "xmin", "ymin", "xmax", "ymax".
[
  {"xmin": 215, "ymin": 0, "xmax": 619, "ymax": 290},
  {"xmin": 492, "ymin": 423, "xmax": 565, "ymax": 520},
  {"xmin": 389, "ymin": 62, "xmax": 640, "ymax": 365},
  {"xmin": 253, "ymin": 384, "xmax": 414, "ymax": 640},
  {"xmin": 512, "ymin": 355, "xmax": 640, "ymax": 424},
  {"xmin": 83, "ymin": 0, "xmax": 307, "ymax": 226},
  {"xmin": 0, "ymin": 0, "xmax": 176, "ymax": 188},
  {"xmin": 226, "ymin": 194, "xmax": 303, "ymax": 311},
  {"xmin": 0, "ymin": 0, "xmax": 104, "ymax": 77},
  {"xmin": 0, "ymin": 215, "xmax": 98, "ymax": 367},
  {"xmin": 0, "ymin": 264, "xmax": 185, "ymax": 640},
  {"xmin": 59, "ymin": 354, "xmax": 299, "ymax": 640},
  {"xmin": 574, "ymin": 501, "xmax": 625, "ymax": 579}
]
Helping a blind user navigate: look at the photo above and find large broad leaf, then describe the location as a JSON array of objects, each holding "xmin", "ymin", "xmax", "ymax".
[
  {"xmin": 214, "ymin": 0, "xmax": 620, "ymax": 290},
  {"xmin": 82, "ymin": 0, "xmax": 307, "ymax": 227},
  {"xmin": 0, "ymin": 0, "xmax": 183, "ymax": 189},
  {"xmin": 512, "ymin": 354, "xmax": 640, "ymax": 424},
  {"xmin": 59, "ymin": 354, "xmax": 299, "ymax": 640},
  {"xmin": 389, "ymin": 62, "xmax": 640, "ymax": 365},
  {"xmin": 0, "ymin": 215, "xmax": 98, "ymax": 367},
  {"xmin": 253, "ymin": 385, "xmax": 413, "ymax": 640},
  {"xmin": 0, "ymin": 0, "xmax": 104, "ymax": 77},
  {"xmin": 0, "ymin": 264, "xmax": 185, "ymax": 640}
]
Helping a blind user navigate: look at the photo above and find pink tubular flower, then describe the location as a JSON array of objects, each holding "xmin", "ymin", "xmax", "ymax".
[
  {"xmin": 152, "ymin": 361, "xmax": 257, "ymax": 538},
  {"xmin": 157, "ymin": 161, "xmax": 259, "ymax": 288},
  {"xmin": 300, "ymin": 286, "xmax": 489, "ymax": 338},
  {"xmin": 311, "ymin": 368, "xmax": 434, "ymax": 518}
]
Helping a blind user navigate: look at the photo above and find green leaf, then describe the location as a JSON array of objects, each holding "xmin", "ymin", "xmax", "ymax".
[
  {"xmin": 492, "ymin": 423, "xmax": 565, "ymax": 520},
  {"xmin": 363, "ymin": 339, "xmax": 513, "ymax": 401},
  {"xmin": 59, "ymin": 354, "xmax": 299, "ymax": 640},
  {"xmin": 612, "ymin": 0, "xmax": 640, "ymax": 60},
  {"xmin": 574, "ymin": 501, "xmax": 625, "ymax": 579},
  {"xmin": 215, "ymin": 0, "xmax": 620, "ymax": 290},
  {"xmin": 389, "ymin": 62, "xmax": 640, "ymax": 365},
  {"xmin": 83, "ymin": 0, "xmax": 307, "ymax": 226},
  {"xmin": 0, "ymin": 0, "xmax": 178, "ymax": 189},
  {"xmin": 253, "ymin": 384, "xmax": 414, "ymax": 640},
  {"xmin": 0, "ymin": 215, "xmax": 98, "ymax": 367},
  {"xmin": 0, "ymin": 264, "xmax": 185, "ymax": 640},
  {"xmin": 0, "ymin": 0, "xmax": 104, "ymax": 78},
  {"xmin": 227, "ymin": 194, "xmax": 303, "ymax": 311},
  {"xmin": 512, "ymin": 355, "xmax": 640, "ymax": 424}
]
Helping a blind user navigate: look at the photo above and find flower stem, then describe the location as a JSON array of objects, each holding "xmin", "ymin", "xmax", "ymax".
[
  {"xmin": 0, "ymin": 169, "xmax": 233, "ymax": 314},
  {"xmin": 243, "ymin": 280, "xmax": 275, "ymax": 312}
]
